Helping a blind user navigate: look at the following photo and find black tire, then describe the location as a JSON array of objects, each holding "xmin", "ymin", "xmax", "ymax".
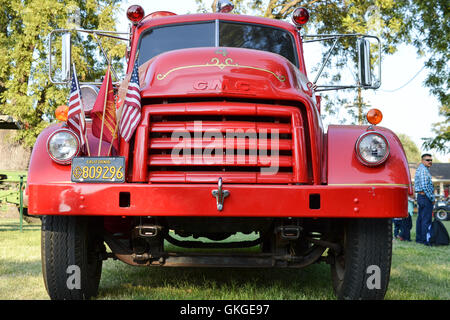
[
  {"xmin": 330, "ymin": 218, "xmax": 392, "ymax": 300},
  {"xmin": 435, "ymin": 209, "xmax": 448, "ymax": 221},
  {"xmin": 41, "ymin": 215, "xmax": 104, "ymax": 300}
]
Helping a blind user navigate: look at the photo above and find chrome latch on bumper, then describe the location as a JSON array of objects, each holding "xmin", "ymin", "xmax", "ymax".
[{"xmin": 212, "ymin": 177, "xmax": 230, "ymax": 211}]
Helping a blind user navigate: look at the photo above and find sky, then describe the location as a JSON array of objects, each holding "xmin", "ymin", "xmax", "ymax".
[{"xmin": 118, "ymin": 0, "xmax": 447, "ymax": 161}]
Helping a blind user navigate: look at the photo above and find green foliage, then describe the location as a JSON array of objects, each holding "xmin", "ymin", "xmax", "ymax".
[
  {"xmin": 411, "ymin": 0, "xmax": 449, "ymax": 154},
  {"xmin": 422, "ymin": 104, "xmax": 450, "ymax": 154},
  {"xmin": 397, "ymin": 133, "xmax": 421, "ymax": 163},
  {"xmin": 196, "ymin": 0, "xmax": 411, "ymax": 124},
  {"xmin": 409, "ymin": 0, "xmax": 449, "ymax": 108},
  {"xmin": 0, "ymin": 0, "xmax": 123, "ymax": 147},
  {"xmin": 197, "ymin": 0, "xmax": 449, "ymax": 150}
]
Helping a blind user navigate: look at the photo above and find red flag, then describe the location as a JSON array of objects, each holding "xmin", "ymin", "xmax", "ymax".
[{"xmin": 91, "ymin": 66, "xmax": 119, "ymax": 153}]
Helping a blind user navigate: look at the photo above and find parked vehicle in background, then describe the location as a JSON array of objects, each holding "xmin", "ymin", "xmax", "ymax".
[{"xmin": 434, "ymin": 197, "xmax": 449, "ymax": 221}]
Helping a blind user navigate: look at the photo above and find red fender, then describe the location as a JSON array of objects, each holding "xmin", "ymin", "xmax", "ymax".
[
  {"xmin": 27, "ymin": 123, "xmax": 112, "ymax": 186},
  {"xmin": 327, "ymin": 125, "xmax": 412, "ymax": 193}
]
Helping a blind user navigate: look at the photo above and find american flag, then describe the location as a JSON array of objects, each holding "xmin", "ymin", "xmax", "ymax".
[
  {"xmin": 67, "ymin": 64, "xmax": 86, "ymax": 148},
  {"xmin": 119, "ymin": 61, "xmax": 141, "ymax": 142}
]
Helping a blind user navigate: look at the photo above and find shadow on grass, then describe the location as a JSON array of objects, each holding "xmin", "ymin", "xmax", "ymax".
[
  {"xmin": 0, "ymin": 257, "xmax": 335, "ymax": 300},
  {"xmin": 98, "ymin": 261, "xmax": 335, "ymax": 300},
  {"xmin": 0, "ymin": 222, "xmax": 41, "ymax": 232}
]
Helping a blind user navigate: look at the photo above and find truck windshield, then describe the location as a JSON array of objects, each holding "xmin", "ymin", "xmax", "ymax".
[{"xmin": 138, "ymin": 21, "xmax": 297, "ymax": 66}]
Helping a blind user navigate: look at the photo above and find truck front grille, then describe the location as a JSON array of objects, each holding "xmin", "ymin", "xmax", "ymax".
[{"xmin": 131, "ymin": 101, "xmax": 308, "ymax": 184}]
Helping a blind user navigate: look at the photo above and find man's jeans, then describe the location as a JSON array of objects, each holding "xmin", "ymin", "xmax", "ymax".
[
  {"xmin": 416, "ymin": 194, "xmax": 432, "ymax": 244},
  {"xmin": 400, "ymin": 215, "xmax": 412, "ymax": 241},
  {"xmin": 393, "ymin": 219, "xmax": 402, "ymax": 238}
]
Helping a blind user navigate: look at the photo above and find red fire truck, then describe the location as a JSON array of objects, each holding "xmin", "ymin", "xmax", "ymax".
[{"xmin": 27, "ymin": 2, "xmax": 412, "ymax": 300}]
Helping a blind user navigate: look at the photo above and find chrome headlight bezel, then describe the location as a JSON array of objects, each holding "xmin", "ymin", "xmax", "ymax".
[
  {"xmin": 355, "ymin": 131, "xmax": 390, "ymax": 166},
  {"xmin": 80, "ymin": 85, "xmax": 99, "ymax": 114},
  {"xmin": 46, "ymin": 128, "xmax": 80, "ymax": 165}
]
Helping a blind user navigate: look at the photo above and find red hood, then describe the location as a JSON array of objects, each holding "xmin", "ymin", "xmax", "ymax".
[{"xmin": 138, "ymin": 47, "xmax": 314, "ymax": 100}]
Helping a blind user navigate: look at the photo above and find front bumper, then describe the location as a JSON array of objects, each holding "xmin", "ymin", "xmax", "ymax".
[{"xmin": 29, "ymin": 182, "xmax": 408, "ymax": 218}]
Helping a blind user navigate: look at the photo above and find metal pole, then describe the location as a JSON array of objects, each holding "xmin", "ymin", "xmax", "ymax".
[
  {"xmin": 313, "ymin": 37, "xmax": 338, "ymax": 85},
  {"xmin": 19, "ymin": 175, "xmax": 23, "ymax": 232}
]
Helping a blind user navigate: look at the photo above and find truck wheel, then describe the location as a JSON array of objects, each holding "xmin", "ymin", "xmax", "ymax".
[
  {"xmin": 41, "ymin": 216, "xmax": 104, "ymax": 300},
  {"xmin": 330, "ymin": 218, "xmax": 392, "ymax": 300}
]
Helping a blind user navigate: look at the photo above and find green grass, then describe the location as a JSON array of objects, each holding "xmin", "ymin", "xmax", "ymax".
[
  {"xmin": 0, "ymin": 216, "xmax": 449, "ymax": 300},
  {"xmin": 0, "ymin": 221, "xmax": 46, "ymax": 299},
  {"xmin": 386, "ymin": 218, "xmax": 450, "ymax": 300}
]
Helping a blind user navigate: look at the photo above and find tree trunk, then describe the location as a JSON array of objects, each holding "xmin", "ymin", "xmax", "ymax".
[{"xmin": 211, "ymin": 0, "xmax": 218, "ymax": 12}]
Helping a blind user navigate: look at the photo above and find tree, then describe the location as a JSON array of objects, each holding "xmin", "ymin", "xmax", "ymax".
[
  {"xmin": 0, "ymin": 0, "xmax": 123, "ymax": 147},
  {"xmin": 196, "ymin": 0, "xmax": 411, "ymax": 124},
  {"xmin": 197, "ymin": 0, "xmax": 449, "ymax": 145},
  {"xmin": 397, "ymin": 133, "xmax": 421, "ymax": 163},
  {"xmin": 409, "ymin": 0, "xmax": 448, "ymax": 108},
  {"xmin": 421, "ymin": 104, "xmax": 450, "ymax": 154},
  {"xmin": 409, "ymin": 0, "xmax": 449, "ymax": 154},
  {"xmin": 345, "ymin": 88, "xmax": 372, "ymax": 125}
]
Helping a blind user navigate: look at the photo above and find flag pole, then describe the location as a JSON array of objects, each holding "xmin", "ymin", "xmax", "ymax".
[
  {"xmin": 98, "ymin": 63, "xmax": 111, "ymax": 156},
  {"xmin": 107, "ymin": 50, "xmax": 139, "ymax": 156},
  {"xmin": 79, "ymin": 103, "xmax": 91, "ymax": 157},
  {"xmin": 73, "ymin": 63, "xmax": 91, "ymax": 156},
  {"xmin": 107, "ymin": 104, "xmax": 124, "ymax": 156}
]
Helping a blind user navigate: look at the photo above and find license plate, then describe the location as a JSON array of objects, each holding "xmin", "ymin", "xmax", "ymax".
[{"xmin": 71, "ymin": 157, "xmax": 125, "ymax": 183}]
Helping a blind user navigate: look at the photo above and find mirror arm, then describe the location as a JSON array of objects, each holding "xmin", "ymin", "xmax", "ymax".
[
  {"xmin": 92, "ymin": 32, "xmax": 119, "ymax": 82},
  {"xmin": 303, "ymin": 33, "xmax": 382, "ymax": 90},
  {"xmin": 48, "ymin": 30, "xmax": 68, "ymax": 84},
  {"xmin": 367, "ymin": 35, "xmax": 382, "ymax": 89},
  {"xmin": 313, "ymin": 37, "xmax": 338, "ymax": 85},
  {"xmin": 48, "ymin": 32, "xmax": 54, "ymax": 83},
  {"xmin": 93, "ymin": 32, "xmax": 129, "ymax": 41},
  {"xmin": 315, "ymin": 85, "xmax": 360, "ymax": 92},
  {"xmin": 48, "ymin": 29, "xmax": 130, "ymax": 85}
]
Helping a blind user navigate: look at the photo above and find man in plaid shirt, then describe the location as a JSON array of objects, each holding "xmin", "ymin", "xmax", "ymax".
[{"xmin": 414, "ymin": 153, "xmax": 435, "ymax": 245}]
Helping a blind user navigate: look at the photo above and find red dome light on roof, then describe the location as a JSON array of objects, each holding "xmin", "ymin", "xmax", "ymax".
[
  {"xmin": 292, "ymin": 7, "xmax": 309, "ymax": 27},
  {"xmin": 127, "ymin": 5, "xmax": 145, "ymax": 24},
  {"xmin": 217, "ymin": 0, "xmax": 234, "ymax": 13}
]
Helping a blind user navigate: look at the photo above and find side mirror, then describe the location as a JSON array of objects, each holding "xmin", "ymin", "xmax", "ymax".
[
  {"xmin": 358, "ymin": 38, "xmax": 372, "ymax": 87},
  {"xmin": 61, "ymin": 32, "xmax": 71, "ymax": 82},
  {"xmin": 303, "ymin": 34, "xmax": 381, "ymax": 91}
]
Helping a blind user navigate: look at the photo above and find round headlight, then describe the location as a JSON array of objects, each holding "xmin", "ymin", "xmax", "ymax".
[
  {"xmin": 47, "ymin": 129, "xmax": 80, "ymax": 165},
  {"xmin": 355, "ymin": 131, "xmax": 390, "ymax": 166}
]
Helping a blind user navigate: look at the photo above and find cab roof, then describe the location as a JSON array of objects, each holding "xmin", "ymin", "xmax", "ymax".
[{"xmin": 137, "ymin": 12, "xmax": 298, "ymax": 33}]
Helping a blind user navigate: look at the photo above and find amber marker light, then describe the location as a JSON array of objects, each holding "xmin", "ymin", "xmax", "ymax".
[
  {"xmin": 55, "ymin": 105, "xmax": 69, "ymax": 122},
  {"xmin": 366, "ymin": 108, "xmax": 383, "ymax": 125},
  {"xmin": 127, "ymin": 5, "xmax": 145, "ymax": 24}
]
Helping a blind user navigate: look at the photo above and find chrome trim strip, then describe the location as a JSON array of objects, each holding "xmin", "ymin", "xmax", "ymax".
[{"xmin": 215, "ymin": 19, "xmax": 219, "ymax": 47}]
